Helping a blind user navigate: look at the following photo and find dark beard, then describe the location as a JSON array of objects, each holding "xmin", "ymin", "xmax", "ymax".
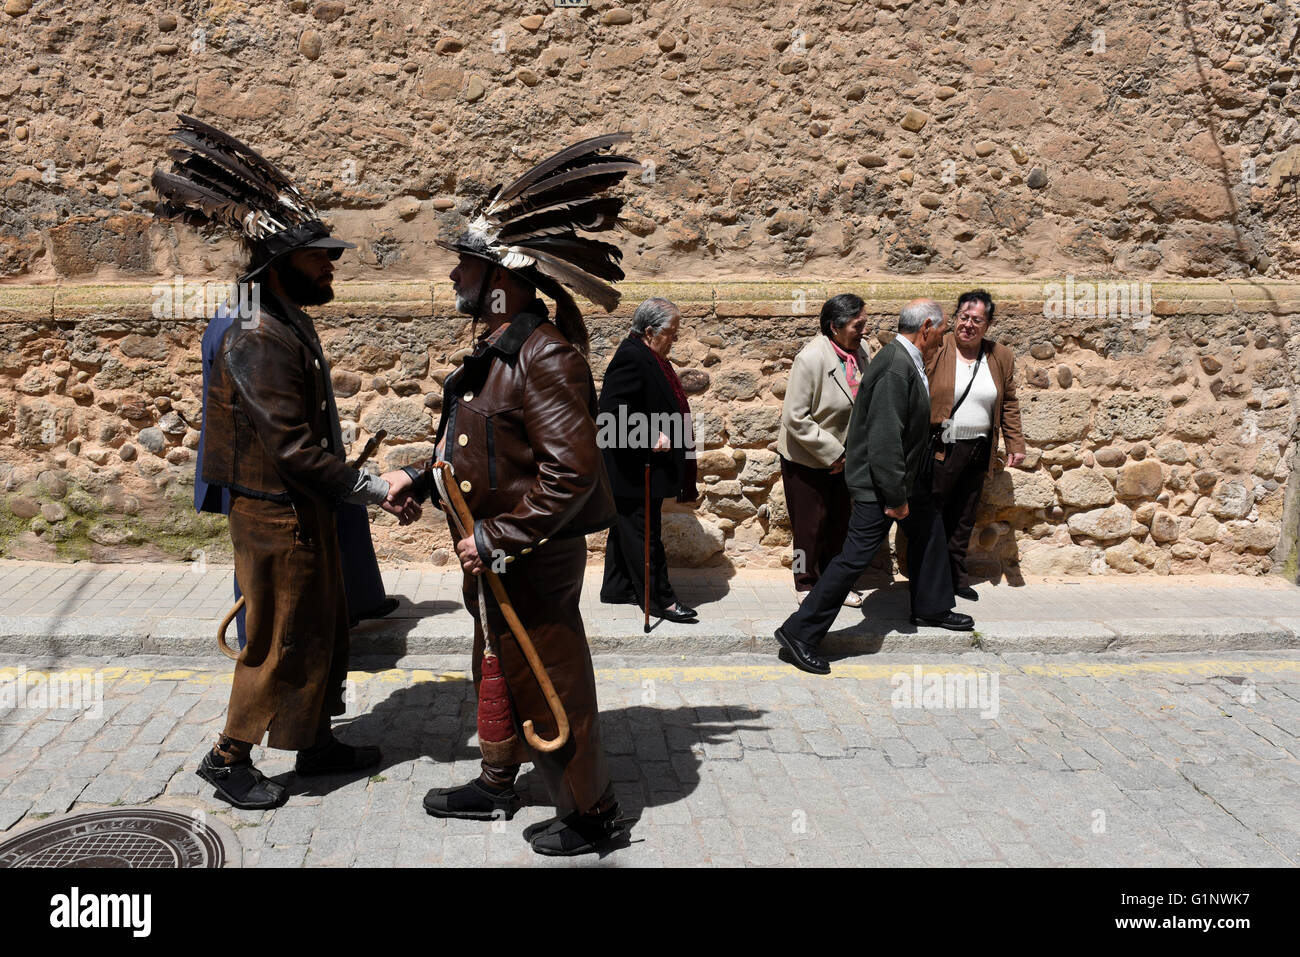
[{"xmin": 276, "ymin": 258, "xmax": 334, "ymax": 307}]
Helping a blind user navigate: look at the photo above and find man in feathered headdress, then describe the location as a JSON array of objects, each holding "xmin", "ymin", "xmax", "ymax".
[
  {"xmin": 403, "ymin": 134, "xmax": 639, "ymax": 855},
  {"xmin": 153, "ymin": 115, "xmax": 422, "ymax": 810}
]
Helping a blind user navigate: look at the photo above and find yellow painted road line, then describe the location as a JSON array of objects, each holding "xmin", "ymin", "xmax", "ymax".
[{"xmin": 2, "ymin": 659, "xmax": 1299, "ymax": 687}]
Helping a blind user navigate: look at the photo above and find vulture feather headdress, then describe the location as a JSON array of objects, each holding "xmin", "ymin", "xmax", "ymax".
[
  {"xmin": 437, "ymin": 133, "xmax": 641, "ymax": 354},
  {"xmin": 151, "ymin": 114, "xmax": 354, "ymax": 277}
]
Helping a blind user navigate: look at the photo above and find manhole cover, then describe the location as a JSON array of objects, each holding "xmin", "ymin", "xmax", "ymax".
[{"xmin": 0, "ymin": 808, "xmax": 228, "ymax": 868}]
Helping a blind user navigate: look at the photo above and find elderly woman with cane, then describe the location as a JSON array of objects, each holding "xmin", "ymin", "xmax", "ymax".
[
  {"xmin": 778, "ymin": 293, "xmax": 872, "ymax": 605},
  {"xmin": 598, "ymin": 297, "xmax": 699, "ymax": 624}
]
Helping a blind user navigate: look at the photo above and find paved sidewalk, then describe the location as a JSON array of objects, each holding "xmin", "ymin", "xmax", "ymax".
[
  {"xmin": 0, "ymin": 560, "xmax": 1299, "ymax": 656},
  {"xmin": 1, "ymin": 651, "xmax": 1297, "ymax": 866}
]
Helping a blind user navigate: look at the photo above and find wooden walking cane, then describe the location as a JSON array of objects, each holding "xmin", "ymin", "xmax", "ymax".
[
  {"xmin": 434, "ymin": 462, "xmax": 571, "ymax": 753},
  {"xmin": 643, "ymin": 462, "xmax": 651, "ymax": 634},
  {"xmin": 216, "ymin": 429, "xmax": 388, "ymax": 660}
]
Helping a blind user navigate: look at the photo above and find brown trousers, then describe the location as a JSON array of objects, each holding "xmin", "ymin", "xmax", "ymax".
[
  {"xmin": 464, "ymin": 536, "xmax": 611, "ymax": 815},
  {"xmin": 224, "ymin": 494, "xmax": 350, "ymax": 751},
  {"xmin": 779, "ymin": 455, "xmax": 852, "ymax": 592}
]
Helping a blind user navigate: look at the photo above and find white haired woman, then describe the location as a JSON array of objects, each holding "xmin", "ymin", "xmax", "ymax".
[{"xmin": 597, "ymin": 297, "xmax": 699, "ymax": 624}]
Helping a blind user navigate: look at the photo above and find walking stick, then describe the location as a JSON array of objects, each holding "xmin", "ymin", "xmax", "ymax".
[
  {"xmin": 643, "ymin": 462, "xmax": 651, "ymax": 634},
  {"xmin": 434, "ymin": 462, "xmax": 571, "ymax": 753},
  {"xmin": 216, "ymin": 429, "xmax": 388, "ymax": 660},
  {"xmin": 216, "ymin": 599, "xmax": 244, "ymax": 661}
]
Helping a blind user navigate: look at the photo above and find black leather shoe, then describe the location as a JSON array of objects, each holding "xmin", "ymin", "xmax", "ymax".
[
  {"xmin": 600, "ymin": 592, "xmax": 639, "ymax": 606},
  {"xmin": 911, "ymin": 611, "xmax": 975, "ymax": 631},
  {"xmin": 196, "ymin": 752, "xmax": 288, "ymax": 810},
  {"xmin": 529, "ymin": 802, "xmax": 630, "ymax": 857},
  {"xmin": 774, "ymin": 627, "xmax": 830, "ymax": 675},
  {"xmin": 423, "ymin": 779, "xmax": 521, "ymax": 821},
  {"xmin": 673, "ymin": 602, "xmax": 698, "ymax": 618},
  {"xmin": 295, "ymin": 736, "xmax": 382, "ymax": 776},
  {"xmin": 955, "ymin": 585, "xmax": 979, "ymax": 602},
  {"xmin": 649, "ymin": 603, "xmax": 698, "ymax": 623},
  {"xmin": 523, "ymin": 816, "xmax": 560, "ymax": 841}
]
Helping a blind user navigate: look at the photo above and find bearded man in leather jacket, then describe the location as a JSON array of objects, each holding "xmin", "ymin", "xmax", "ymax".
[
  {"xmin": 195, "ymin": 242, "xmax": 423, "ymax": 809},
  {"xmin": 408, "ymin": 245, "xmax": 625, "ymax": 855},
  {"xmin": 153, "ymin": 116, "xmax": 423, "ymax": 810},
  {"xmin": 406, "ymin": 133, "xmax": 641, "ymax": 856}
]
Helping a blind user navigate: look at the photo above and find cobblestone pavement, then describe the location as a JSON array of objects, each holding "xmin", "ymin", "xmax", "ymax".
[{"xmin": 1, "ymin": 652, "xmax": 1298, "ymax": 867}]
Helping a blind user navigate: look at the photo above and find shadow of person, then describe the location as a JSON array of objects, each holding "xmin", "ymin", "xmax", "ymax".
[
  {"xmin": 284, "ymin": 673, "xmax": 768, "ymax": 828},
  {"xmin": 662, "ymin": 564, "xmax": 738, "ymax": 609},
  {"xmin": 803, "ymin": 581, "xmax": 918, "ymax": 660},
  {"xmin": 345, "ymin": 597, "xmax": 465, "ymax": 662},
  {"xmin": 591, "ymin": 703, "xmax": 767, "ymax": 824},
  {"xmin": 279, "ymin": 673, "xmax": 478, "ymax": 798}
]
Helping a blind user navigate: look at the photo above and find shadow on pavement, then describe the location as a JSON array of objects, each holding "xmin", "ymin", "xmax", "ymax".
[{"xmin": 283, "ymin": 678, "xmax": 768, "ymax": 823}]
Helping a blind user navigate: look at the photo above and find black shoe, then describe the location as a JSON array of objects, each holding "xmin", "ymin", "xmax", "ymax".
[
  {"xmin": 649, "ymin": 603, "xmax": 698, "ymax": 623},
  {"xmin": 423, "ymin": 779, "xmax": 521, "ymax": 821},
  {"xmin": 522, "ymin": 816, "xmax": 560, "ymax": 842},
  {"xmin": 295, "ymin": 736, "xmax": 382, "ymax": 776},
  {"xmin": 911, "ymin": 611, "xmax": 975, "ymax": 631},
  {"xmin": 350, "ymin": 596, "xmax": 400, "ymax": 628},
  {"xmin": 773, "ymin": 627, "xmax": 830, "ymax": 675},
  {"xmin": 528, "ymin": 802, "xmax": 629, "ymax": 857},
  {"xmin": 673, "ymin": 602, "xmax": 698, "ymax": 618},
  {"xmin": 196, "ymin": 752, "xmax": 288, "ymax": 810},
  {"xmin": 600, "ymin": 592, "xmax": 640, "ymax": 606},
  {"xmin": 955, "ymin": 585, "xmax": 979, "ymax": 602}
]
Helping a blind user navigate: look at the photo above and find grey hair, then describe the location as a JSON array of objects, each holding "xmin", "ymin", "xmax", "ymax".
[
  {"xmin": 898, "ymin": 299, "xmax": 942, "ymax": 333},
  {"xmin": 631, "ymin": 297, "xmax": 679, "ymax": 337}
]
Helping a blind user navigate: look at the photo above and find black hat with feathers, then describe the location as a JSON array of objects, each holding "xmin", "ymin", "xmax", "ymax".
[
  {"xmin": 151, "ymin": 114, "xmax": 355, "ymax": 279},
  {"xmin": 437, "ymin": 133, "xmax": 641, "ymax": 354}
]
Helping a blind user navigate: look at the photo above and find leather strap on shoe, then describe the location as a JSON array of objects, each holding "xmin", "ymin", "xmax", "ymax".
[{"xmin": 214, "ymin": 734, "xmax": 252, "ymax": 765}]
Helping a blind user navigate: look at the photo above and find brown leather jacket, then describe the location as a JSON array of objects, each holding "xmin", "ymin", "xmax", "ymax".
[
  {"xmin": 924, "ymin": 331, "xmax": 1026, "ymax": 476},
  {"xmin": 412, "ymin": 304, "xmax": 615, "ymax": 563},
  {"xmin": 201, "ymin": 292, "xmax": 361, "ymax": 507}
]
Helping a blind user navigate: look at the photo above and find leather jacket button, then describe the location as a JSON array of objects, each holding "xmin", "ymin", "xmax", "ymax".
[
  {"xmin": 522, "ymin": 547, "xmax": 533, "ymax": 554},
  {"xmin": 459, "ymin": 480, "xmax": 471, "ymax": 493},
  {"xmin": 321, "ymin": 401, "xmax": 327, "ymax": 411},
  {"xmin": 463, "ymin": 391, "xmax": 473, "ymax": 402},
  {"xmin": 504, "ymin": 556, "xmax": 515, "ymax": 564},
  {"xmin": 314, "ymin": 359, "xmax": 321, "ymax": 369},
  {"xmin": 538, "ymin": 538, "xmax": 548, "ymax": 545},
  {"xmin": 320, "ymin": 437, "xmax": 329, "ymax": 449},
  {"xmin": 457, "ymin": 434, "xmax": 468, "ymax": 446}
]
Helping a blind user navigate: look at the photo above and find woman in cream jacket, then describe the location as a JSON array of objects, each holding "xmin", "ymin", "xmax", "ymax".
[{"xmin": 777, "ymin": 294, "xmax": 872, "ymax": 605}]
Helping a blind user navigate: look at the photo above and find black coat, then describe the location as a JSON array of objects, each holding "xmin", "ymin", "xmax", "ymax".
[
  {"xmin": 844, "ymin": 337, "xmax": 934, "ymax": 509},
  {"xmin": 597, "ymin": 336, "xmax": 687, "ymax": 500}
]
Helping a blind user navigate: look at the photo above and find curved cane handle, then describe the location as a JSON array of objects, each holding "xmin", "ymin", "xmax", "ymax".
[
  {"xmin": 217, "ymin": 595, "xmax": 244, "ymax": 661},
  {"xmin": 435, "ymin": 463, "xmax": 571, "ymax": 753}
]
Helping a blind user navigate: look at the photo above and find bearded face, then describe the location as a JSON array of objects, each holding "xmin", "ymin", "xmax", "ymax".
[
  {"xmin": 450, "ymin": 255, "xmax": 494, "ymax": 317},
  {"xmin": 274, "ymin": 248, "xmax": 335, "ymax": 307}
]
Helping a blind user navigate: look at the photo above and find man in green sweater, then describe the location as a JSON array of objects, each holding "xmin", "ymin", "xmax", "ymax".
[{"xmin": 775, "ymin": 298, "xmax": 975, "ymax": 675}]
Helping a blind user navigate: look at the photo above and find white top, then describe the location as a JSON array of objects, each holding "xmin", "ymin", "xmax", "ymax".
[
  {"xmin": 950, "ymin": 357, "xmax": 997, "ymax": 439},
  {"xmin": 896, "ymin": 335, "xmax": 929, "ymax": 396}
]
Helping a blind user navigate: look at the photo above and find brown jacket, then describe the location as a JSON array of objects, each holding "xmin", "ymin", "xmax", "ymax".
[
  {"xmin": 925, "ymin": 332, "xmax": 1026, "ymax": 475},
  {"xmin": 421, "ymin": 304, "xmax": 616, "ymax": 561},
  {"xmin": 415, "ymin": 303, "xmax": 616, "ymax": 813},
  {"xmin": 201, "ymin": 292, "xmax": 360, "ymax": 508},
  {"xmin": 202, "ymin": 291, "xmax": 356, "ymax": 751}
]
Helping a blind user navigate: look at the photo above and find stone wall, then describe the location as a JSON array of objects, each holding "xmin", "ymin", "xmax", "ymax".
[
  {"xmin": 3, "ymin": 0, "xmax": 1300, "ymax": 575},
  {"xmin": 0, "ymin": 0, "xmax": 1297, "ymax": 283},
  {"xmin": 1, "ymin": 279, "xmax": 1297, "ymax": 579}
]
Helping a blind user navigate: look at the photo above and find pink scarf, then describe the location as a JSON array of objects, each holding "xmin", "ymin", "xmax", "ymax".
[{"xmin": 829, "ymin": 338, "xmax": 861, "ymax": 398}]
